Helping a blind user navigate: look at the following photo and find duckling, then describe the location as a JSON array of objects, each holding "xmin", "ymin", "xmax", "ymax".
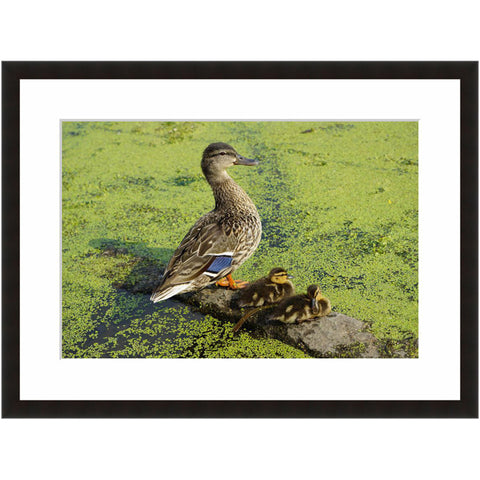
[
  {"xmin": 269, "ymin": 284, "xmax": 331, "ymax": 324},
  {"xmin": 236, "ymin": 267, "xmax": 295, "ymax": 308},
  {"xmin": 151, "ymin": 143, "xmax": 262, "ymax": 302},
  {"xmin": 232, "ymin": 268, "xmax": 295, "ymax": 333}
]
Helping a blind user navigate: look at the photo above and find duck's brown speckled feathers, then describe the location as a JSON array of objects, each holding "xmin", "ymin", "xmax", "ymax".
[
  {"xmin": 269, "ymin": 284, "xmax": 331, "ymax": 324},
  {"xmin": 236, "ymin": 267, "xmax": 294, "ymax": 308},
  {"xmin": 151, "ymin": 143, "xmax": 262, "ymax": 302}
]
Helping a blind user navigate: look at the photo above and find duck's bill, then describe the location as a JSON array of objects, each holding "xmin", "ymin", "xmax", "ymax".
[{"xmin": 235, "ymin": 155, "xmax": 259, "ymax": 166}]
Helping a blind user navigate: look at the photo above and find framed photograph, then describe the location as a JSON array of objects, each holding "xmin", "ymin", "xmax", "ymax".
[{"xmin": 2, "ymin": 61, "xmax": 477, "ymax": 417}]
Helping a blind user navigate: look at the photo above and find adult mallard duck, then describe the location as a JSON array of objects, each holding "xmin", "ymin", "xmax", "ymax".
[
  {"xmin": 151, "ymin": 142, "xmax": 262, "ymax": 302},
  {"xmin": 269, "ymin": 284, "xmax": 331, "ymax": 324},
  {"xmin": 236, "ymin": 267, "xmax": 294, "ymax": 308}
]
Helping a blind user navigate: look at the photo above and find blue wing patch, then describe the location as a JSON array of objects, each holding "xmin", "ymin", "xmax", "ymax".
[{"xmin": 206, "ymin": 255, "xmax": 233, "ymax": 274}]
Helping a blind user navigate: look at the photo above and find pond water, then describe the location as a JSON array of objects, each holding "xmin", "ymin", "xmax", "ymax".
[{"xmin": 62, "ymin": 121, "xmax": 418, "ymax": 358}]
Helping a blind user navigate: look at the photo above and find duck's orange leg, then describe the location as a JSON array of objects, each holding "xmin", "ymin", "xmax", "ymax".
[{"xmin": 216, "ymin": 274, "xmax": 249, "ymax": 289}]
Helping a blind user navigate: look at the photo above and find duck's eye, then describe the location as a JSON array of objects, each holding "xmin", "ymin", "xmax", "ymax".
[{"xmin": 219, "ymin": 152, "xmax": 226, "ymax": 155}]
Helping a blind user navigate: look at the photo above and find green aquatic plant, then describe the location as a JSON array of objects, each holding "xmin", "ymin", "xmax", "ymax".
[{"xmin": 62, "ymin": 121, "xmax": 418, "ymax": 358}]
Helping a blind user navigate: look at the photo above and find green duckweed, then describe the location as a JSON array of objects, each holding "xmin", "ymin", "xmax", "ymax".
[{"xmin": 62, "ymin": 121, "xmax": 418, "ymax": 358}]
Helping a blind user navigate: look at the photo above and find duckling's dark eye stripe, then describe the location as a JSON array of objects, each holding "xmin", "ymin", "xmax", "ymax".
[{"xmin": 205, "ymin": 255, "xmax": 232, "ymax": 274}]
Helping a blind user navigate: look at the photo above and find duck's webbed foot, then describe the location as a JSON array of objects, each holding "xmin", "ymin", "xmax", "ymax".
[{"xmin": 216, "ymin": 273, "xmax": 249, "ymax": 289}]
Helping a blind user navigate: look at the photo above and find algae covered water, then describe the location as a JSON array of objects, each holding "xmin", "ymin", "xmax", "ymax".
[{"xmin": 62, "ymin": 121, "xmax": 418, "ymax": 358}]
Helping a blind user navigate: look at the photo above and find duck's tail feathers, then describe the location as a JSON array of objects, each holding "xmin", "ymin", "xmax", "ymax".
[{"xmin": 150, "ymin": 284, "xmax": 190, "ymax": 303}]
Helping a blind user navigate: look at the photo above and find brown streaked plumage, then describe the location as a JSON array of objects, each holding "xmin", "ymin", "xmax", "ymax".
[
  {"xmin": 269, "ymin": 284, "xmax": 331, "ymax": 324},
  {"xmin": 151, "ymin": 143, "xmax": 262, "ymax": 302}
]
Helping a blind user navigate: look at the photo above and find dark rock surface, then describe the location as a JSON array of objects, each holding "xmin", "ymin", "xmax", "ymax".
[
  {"xmin": 180, "ymin": 287, "xmax": 379, "ymax": 358},
  {"xmin": 260, "ymin": 312, "xmax": 379, "ymax": 358},
  {"xmin": 119, "ymin": 255, "xmax": 380, "ymax": 358}
]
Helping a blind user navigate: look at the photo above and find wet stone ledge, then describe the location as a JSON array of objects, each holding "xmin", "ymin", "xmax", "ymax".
[
  {"xmin": 178, "ymin": 287, "xmax": 379, "ymax": 358},
  {"xmin": 119, "ymin": 254, "xmax": 380, "ymax": 358}
]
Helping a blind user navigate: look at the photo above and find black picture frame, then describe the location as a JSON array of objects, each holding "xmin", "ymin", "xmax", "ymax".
[{"xmin": 2, "ymin": 61, "xmax": 478, "ymax": 418}]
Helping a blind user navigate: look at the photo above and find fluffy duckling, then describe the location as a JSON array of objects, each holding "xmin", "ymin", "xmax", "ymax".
[
  {"xmin": 236, "ymin": 267, "xmax": 295, "ymax": 308},
  {"xmin": 269, "ymin": 284, "xmax": 331, "ymax": 324},
  {"xmin": 232, "ymin": 268, "xmax": 295, "ymax": 333},
  {"xmin": 151, "ymin": 143, "xmax": 262, "ymax": 302}
]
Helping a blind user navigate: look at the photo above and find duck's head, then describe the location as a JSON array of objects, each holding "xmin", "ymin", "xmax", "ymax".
[
  {"xmin": 306, "ymin": 284, "xmax": 322, "ymax": 313},
  {"xmin": 268, "ymin": 267, "xmax": 294, "ymax": 284},
  {"xmin": 201, "ymin": 143, "xmax": 258, "ymax": 176}
]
